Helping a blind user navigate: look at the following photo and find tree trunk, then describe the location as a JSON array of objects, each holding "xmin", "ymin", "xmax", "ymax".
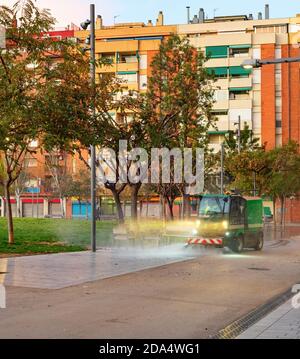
[
  {"xmin": 273, "ymin": 197, "xmax": 276, "ymax": 227},
  {"xmin": 183, "ymin": 194, "xmax": 191, "ymax": 219},
  {"xmin": 60, "ymin": 196, "xmax": 65, "ymax": 218},
  {"xmin": 112, "ymin": 190, "xmax": 124, "ymax": 223},
  {"xmin": 165, "ymin": 196, "xmax": 174, "ymax": 221},
  {"xmin": 280, "ymin": 196, "xmax": 284, "ymax": 226},
  {"xmin": 130, "ymin": 183, "xmax": 141, "ymax": 220},
  {"xmin": 5, "ymin": 182, "xmax": 14, "ymax": 245}
]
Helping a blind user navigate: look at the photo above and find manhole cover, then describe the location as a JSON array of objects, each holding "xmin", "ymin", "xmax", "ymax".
[{"xmin": 248, "ymin": 267, "xmax": 270, "ymax": 271}]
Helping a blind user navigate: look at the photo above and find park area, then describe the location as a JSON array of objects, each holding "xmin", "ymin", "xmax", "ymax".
[{"xmin": 0, "ymin": 218, "xmax": 116, "ymax": 256}]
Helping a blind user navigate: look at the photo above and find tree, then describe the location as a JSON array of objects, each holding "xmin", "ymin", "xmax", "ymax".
[
  {"xmin": 225, "ymin": 142, "xmax": 300, "ymax": 226},
  {"xmin": 225, "ymin": 149, "xmax": 270, "ymax": 196},
  {"xmin": 267, "ymin": 142, "xmax": 300, "ymax": 225},
  {"xmin": 0, "ymin": 0, "xmax": 92, "ymax": 243},
  {"xmin": 141, "ymin": 35, "xmax": 216, "ymax": 218},
  {"xmin": 224, "ymin": 123, "xmax": 260, "ymax": 154},
  {"xmin": 0, "ymin": 1, "xmax": 56, "ymax": 243},
  {"xmin": 92, "ymin": 88, "xmax": 147, "ymax": 223}
]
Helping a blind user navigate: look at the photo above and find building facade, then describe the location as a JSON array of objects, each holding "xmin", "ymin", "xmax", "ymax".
[{"xmin": 4, "ymin": 9, "xmax": 300, "ymax": 221}]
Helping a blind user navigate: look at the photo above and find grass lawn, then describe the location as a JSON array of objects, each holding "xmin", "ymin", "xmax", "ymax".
[{"xmin": 0, "ymin": 218, "xmax": 116, "ymax": 256}]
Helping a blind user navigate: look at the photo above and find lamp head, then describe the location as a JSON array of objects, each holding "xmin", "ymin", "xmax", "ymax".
[
  {"xmin": 241, "ymin": 59, "xmax": 260, "ymax": 69},
  {"xmin": 80, "ymin": 19, "xmax": 91, "ymax": 30}
]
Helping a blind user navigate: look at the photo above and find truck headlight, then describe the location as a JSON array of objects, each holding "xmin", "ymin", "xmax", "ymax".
[{"xmin": 222, "ymin": 221, "xmax": 229, "ymax": 229}]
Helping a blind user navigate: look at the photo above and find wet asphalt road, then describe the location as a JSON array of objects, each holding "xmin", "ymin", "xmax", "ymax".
[{"xmin": 1, "ymin": 225, "xmax": 300, "ymax": 338}]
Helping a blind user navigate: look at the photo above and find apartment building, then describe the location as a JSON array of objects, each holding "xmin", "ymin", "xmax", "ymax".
[
  {"xmin": 3, "ymin": 7, "xmax": 300, "ymax": 221},
  {"xmin": 178, "ymin": 8, "xmax": 300, "ymax": 153},
  {"xmin": 75, "ymin": 12, "xmax": 176, "ymax": 100},
  {"xmin": 73, "ymin": 7, "xmax": 300, "ymax": 153}
]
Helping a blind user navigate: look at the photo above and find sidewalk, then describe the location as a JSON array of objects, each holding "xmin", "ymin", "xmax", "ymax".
[
  {"xmin": 237, "ymin": 297, "xmax": 300, "ymax": 339},
  {"xmin": 0, "ymin": 245, "xmax": 194, "ymax": 289}
]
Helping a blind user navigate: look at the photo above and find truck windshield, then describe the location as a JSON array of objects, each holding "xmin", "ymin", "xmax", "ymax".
[{"xmin": 199, "ymin": 197, "xmax": 229, "ymax": 217}]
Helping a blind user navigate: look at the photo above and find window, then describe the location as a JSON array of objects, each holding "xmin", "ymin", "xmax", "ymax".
[
  {"xmin": 206, "ymin": 46, "xmax": 228, "ymax": 58},
  {"xmin": 252, "ymin": 68, "xmax": 261, "ymax": 84},
  {"xmin": 24, "ymin": 158, "xmax": 37, "ymax": 168},
  {"xmin": 252, "ymin": 48, "xmax": 261, "ymax": 60},
  {"xmin": 139, "ymin": 54, "xmax": 147, "ymax": 70},
  {"xmin": 139, "ymin": 74, "xmax": 147, "ymax": 89},
  {"xmin": 199, "ymin": 197, "xmax": 229, "ymax": 217},
  {"xmin": 211, "ymin": 110, "xmax": 228, "ymax": 116},
  {"xmin": 230, "ymin": 197, "xmax": 246, "ymax": 225},
  {"xmin": 117, "ymin": 72, "xmax": 138, "ymax": 83},
  {"xmin": 118, "ymin": 53, "xmax": 137, "ymax": 63},
  {"xmin": 101, "ymin": 53, "xmax": 115, "ymax": 64},
  {"xmin": 229, "ymin": 66, "xmax": 251, "ymax": 78},
  {"xmin": 229, "ymin": 89, "xmax": 251, "ymax": 100},
  {"xmin": 229, "ymin": 47, "xmax": 250, "ymax": 58}
]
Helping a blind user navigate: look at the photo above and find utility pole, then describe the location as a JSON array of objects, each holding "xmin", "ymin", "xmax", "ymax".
[
  {"xmin": 253, "ymin": 172, "xmax": 257, "ymax": 197},
  {"xmin": 237, "ymin": 115, "xmax": 241, "ymax": 154},
  {"xmin": 90, "ymin": 4, "xmax": 97, "ymax": 253},
  {"xmin": 220, "ymin": 143, "xmax": 224, "ymax": 195}
]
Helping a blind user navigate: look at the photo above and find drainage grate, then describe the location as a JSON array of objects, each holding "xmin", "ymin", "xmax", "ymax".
[{"xmin": 211, "ymin": 287, "xmax": 294, "ymax": 339}]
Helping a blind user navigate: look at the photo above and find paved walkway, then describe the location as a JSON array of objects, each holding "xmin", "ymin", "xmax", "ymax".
[
  {"xmin": 237, "ymin": 297, "xmax": 300, "ymax": 339},
  {"xmin": 0, "ymin": 245, "xmax": 194, "ymax": 289}
]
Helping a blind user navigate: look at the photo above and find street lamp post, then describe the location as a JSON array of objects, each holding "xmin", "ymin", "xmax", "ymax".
[
  {"xmin": 220, "ymin": 142, "xmax": 225, "ymax": 195},
  {"xmin": 81, "ymin": 4, "xmax": 97, "ymax": 253},
  {"xmin": 242, "ymin": 57, "xmax": 300, "ymax": 69},
  {"xmin": 234, "ymin": 115, "xmax": 241, "ymax": 154}
]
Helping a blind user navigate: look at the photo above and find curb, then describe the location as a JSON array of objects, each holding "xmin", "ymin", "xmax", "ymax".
[{"xmin": 211, "ymin": 287, "xmax": 294, "ymax": 339}]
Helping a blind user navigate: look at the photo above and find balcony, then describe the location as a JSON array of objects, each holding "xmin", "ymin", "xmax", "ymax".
[
  {"xmin": 229, "ymin": 99, "xmax": 252, "ymax": 109},
  {"xmin": 229, "ymin": 77, "xmax": 252, "ymax": 89},
  {"xmin": 116, "ymin": 62, "xmax": 139, "ymax": 73},
  {"xmin": 98, "ymin": 61, "xmax": 139, "ymax": 74}
]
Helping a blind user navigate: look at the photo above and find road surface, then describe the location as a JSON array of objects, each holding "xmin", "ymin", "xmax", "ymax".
[{"xmin": 0, "ymin": 226, "xmax": 300, "ymax": 338}]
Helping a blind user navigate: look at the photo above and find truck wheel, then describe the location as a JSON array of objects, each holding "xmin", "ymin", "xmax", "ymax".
[
  {"xmin": 255, "ymin": 233, "xmax": 264, "ymax": 251},
  {"xmin": 231, "ymin": 235, "xmax": 244, "ymax": 253}
]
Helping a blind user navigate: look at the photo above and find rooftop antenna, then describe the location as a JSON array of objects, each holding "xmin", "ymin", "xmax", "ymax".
[
  {"xmin": 186, "ymin": 6, "xmax": 191, "ymax": 24},
  {"xmin": 113, "ymin": 15, "xmax": 120, "ymax": 25}
]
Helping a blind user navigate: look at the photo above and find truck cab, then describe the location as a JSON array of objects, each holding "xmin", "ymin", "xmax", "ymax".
[{"xmin": 187, "ymin": 194, "xmax": 264, "ymax": 253}]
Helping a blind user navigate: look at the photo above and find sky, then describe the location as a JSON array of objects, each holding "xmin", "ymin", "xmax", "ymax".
[{"xmin": 1, "ymin": 0, "xmax": 300, "ymax": 28}]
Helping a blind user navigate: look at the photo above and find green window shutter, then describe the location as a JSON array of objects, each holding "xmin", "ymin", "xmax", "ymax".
[
  {"xmin": 229, "ymin": 66, "xmax": 252, "ymax": 76},
  {"xmin": 229, "ymin": 44, "xmax": 251, "ymax": 49},
  {"xmin": 229, "ymin": 87, "xmax": 252, "ymax": 92},
  {"xmin": 207, "ymin": 67, "xmax": 228, "ymax": 76},
  {"xmin": 208, "ymin": 131, "xmax": 229, "ymax": 135},
  {"xmin": 206, "ymin": 46, "xmax": 228, "ymax": 58},
  {"xmin": 117, "ymin": 71, "xmax": 137, "ymax": 75}
]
